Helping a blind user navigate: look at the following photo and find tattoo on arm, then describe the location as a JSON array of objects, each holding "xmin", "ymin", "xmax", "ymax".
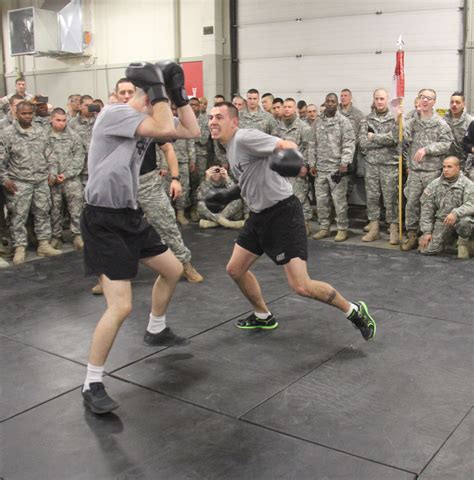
[{"xmin": 326, "ymin": 289, "xmax": 337, "ymax": 305}]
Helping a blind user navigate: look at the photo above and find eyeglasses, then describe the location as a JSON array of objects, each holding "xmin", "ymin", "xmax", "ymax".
[{"xmin": 420, "ymin": 95, "xmax": 435, "ymax": 102}]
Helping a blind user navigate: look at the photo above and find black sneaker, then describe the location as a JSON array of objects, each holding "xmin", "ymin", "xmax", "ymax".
[
  {"xmin": 143, "ymin": 327, "xmax": 190, "ymax": 346},
  {"xmin": 347, "ymin": 301, "xmax": 376, "ymax": 341},
  {"xmin": 82, "ymin": 382, "xmax": 119, "ymax": 414},
  {"xmin": 235, "ymin": 313, "xmax": 278, "ymax": 330}
]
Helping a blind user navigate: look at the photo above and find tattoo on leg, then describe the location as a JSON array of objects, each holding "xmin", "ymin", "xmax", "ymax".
[{"xmin": 326, "ymin": 289, "xmax": 337, "ymax": 304}]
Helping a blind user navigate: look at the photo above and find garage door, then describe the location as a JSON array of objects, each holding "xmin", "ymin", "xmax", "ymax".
[{"xmin": 237, "ymin": 0, "xmax": 464, "ymax": 112}]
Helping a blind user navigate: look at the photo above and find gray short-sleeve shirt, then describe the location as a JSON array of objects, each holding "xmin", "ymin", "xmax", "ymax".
[
  {"xmin": 85, "ymin": 104, "xmax": 148, "ymax": 209},
  {"xmin": 225, "ymin": 129, "xmax": 293, "ymax": 212}
]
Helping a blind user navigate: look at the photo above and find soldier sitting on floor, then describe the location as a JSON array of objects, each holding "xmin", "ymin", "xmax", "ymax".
[
  {"xmin": 419, "ymin": 156, "xmax": 474, "ymax": 259},
  {"xmin": 197, "ymin": 166, "xmax": 244, "ymax": 229}
]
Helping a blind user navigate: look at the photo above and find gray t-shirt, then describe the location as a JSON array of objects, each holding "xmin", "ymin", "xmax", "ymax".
[
  {"xmin": 85, "ymin": 103, "xmax": 148, "ymax": 209},
  {"xmin": 225, "ymin": 129, "xmax": 293, "ymax": 213}
]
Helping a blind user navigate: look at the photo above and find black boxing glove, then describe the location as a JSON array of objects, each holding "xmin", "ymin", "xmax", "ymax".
[
  {"xmin": 155, "ymin": 60, "xmax": 189, "ymax": 108},
  {"xmin": 125, "ymin": 62, "xmax": 168, "ymax": 105},
  {"xmin": 205, "ymin": 185, "xmax": 242, "ymax": 214},
  {"xmin": 269, "ymin": 149, "xmax": 304, "ymax": 177}
]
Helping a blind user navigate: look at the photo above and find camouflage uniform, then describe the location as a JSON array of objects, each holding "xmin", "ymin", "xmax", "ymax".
[
  {"xmin": 138, "ymin": 147, "xmax": 192, "ymax": 264},
  {"xmin": 33, "ymin": 116, "xmax": 51, "ymax": 131},
  {"xmin": 0, "ymin": 121, "xmax": 52, "ymax": 247},
  {"xmin": 0, "ymin": 112, "xmax": 13, "ymax": 130},
  {"xmin": 0, "ymin": 92, "xmax": 34, "ymax": 119},
  {"xmin": 272, "ymin": 115, "xmax": 315, "ymax": 220},
  {"xmin": 239, "ymin": 108, "xmax": 278, "ymax": 134},
  {"xmin": 190, "ymin": 113, "xmax": 212, "ymax": 205},
  {"xmin": 68, "ymin": 115, "xmax": 96, "ymax": 185},
  {"xmin": 314, "ymin": 112, "xmax": 355, "ymax": 230},
  {"xmin": 164, "ymin": 138, "xmax": 195, "ymax": 210},
  {"xmin": 443, "ymin": 110, "xmax": 474, "ymax": 168},
  {"xmin": 404, "ymin": 113, "xmax": 453, "ymax": 232},
  {"xmin": 420, "ymin": 173, "xmax": 474, "ymax": 254},
  {"xmin": 359, "ymin": 110, "xmax": 399, "ymax": 223},
  {"xmin": 339, "ymin": 104, "xmax": 365, "ymax": 175},
  {"xmin": 46, "ymin": 127, "xmax": 85, "ymax": 239},
  {"xmin": 196, "ymin": 176, "xmax": 243, "ymax": 222}
]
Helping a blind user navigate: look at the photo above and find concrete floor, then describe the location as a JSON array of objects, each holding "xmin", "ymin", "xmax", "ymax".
[{"xmin": 1, "ymin": 224, "xmax": 472, "ymax": 480}]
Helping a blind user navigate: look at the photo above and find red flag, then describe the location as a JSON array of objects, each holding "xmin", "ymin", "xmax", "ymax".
[
  {"xmin": 390, "ymin": 35, "xmax": 405, "ymax": 113},
  {"xmin": 394, "ymin": 50, "xmax": 405, "ymax": 98}
]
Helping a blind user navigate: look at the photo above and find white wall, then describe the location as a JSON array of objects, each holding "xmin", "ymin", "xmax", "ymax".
[{"xmin": 1, "ymin": 0, "xmax": 220, "ymax": 107}]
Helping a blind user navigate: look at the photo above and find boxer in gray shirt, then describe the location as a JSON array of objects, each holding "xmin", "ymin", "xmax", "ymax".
[
  {"xmin": 208, "ymin": 102, "xmax": 376, "ymax": 340},
  {"xmin": 80, "ymin": 62, "xmax": 199, "ymax": 414}
]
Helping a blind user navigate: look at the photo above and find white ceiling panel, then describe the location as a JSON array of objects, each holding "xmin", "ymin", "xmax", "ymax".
[
  {"xmin": 238, "ymin": 9, "xmax": 462, "ymax": 59},
  {"xmin": 238, "ymin": 0, "xmax": 463, "ymax": 26}
]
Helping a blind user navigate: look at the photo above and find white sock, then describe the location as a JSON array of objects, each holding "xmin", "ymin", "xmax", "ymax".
[
  {"xmin": 147, "ymin": 313, "xmax": 166, "ymax": 334},
  {"xmin": 345, "ymin": 303, "xmax": 359, "ymax": 318},
  {"xmin": 83, "ymin": 363, "xmax": 104, "ymax": 392},
  {"xmin": 255, "ymin": 311, "xmax": 271, "ymax": 320}
]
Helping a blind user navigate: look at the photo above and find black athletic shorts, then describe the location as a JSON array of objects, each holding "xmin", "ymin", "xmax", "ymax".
[
  {"xmin": 80, "ymin": 205, "xmax": 168, "ymax": 280},
  {"xmin": 236, "ymin": 195, "xmax": 308, "ymax": 265}
]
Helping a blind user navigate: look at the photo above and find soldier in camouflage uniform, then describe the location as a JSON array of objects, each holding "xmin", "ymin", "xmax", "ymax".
[
  {"xmin": 188, "ymin": 98, "xmax": 211, "ymax": 220},
  {"xmin": 359, "ymin": 89, "xmax": 400, "ymax": 244},
  {"xmin": 239, "ymin": 89, "xmax": 278, "ymax": 134},
  {"xmin": 0, "ymin": 77, "xmax": 34, "ymax": 120},
  {"xmin": 66, "ymin": 94, "xmax": 81, "ymax": 122},
  {"xmin": 46, "ymin": 108, "xmax": 85, "ymax": 250},
  {"xmin": 419, "ymin": 156, "xmax": 474, "ymax": 259},
  {"xmin": 443, "ymin": 92, "xmax": 473, "ymax": 170},
  {"xmin": 32, "ymin": 96, "xmax": 51, "ymax": 131},
  {"xmin": 0, "ymin": 101, "xmax": 62, "ymax": 264},
  {"xmin": 339, "ymin": 88, "xmax": 365, "ymax": 177},
  {"xmin": 138, "ymin": 142, "xmax": 203, "ymax": 283},
  {"xmin": 463, "ymin": 120, "xmax": 474, "ymax": 181},
  {"xmin": 165, "ymin": 134, "xmax": 196, "ymax": 225},
  {"xmin": 196, "ymin": 166, "xmax": 244, "ymax": 229},
  {"xmin": 272, "ymin": 98, "xmax": 314, "ymax": 233},
  {"xmin": 402, "ymin": 89, "xmax": 454, "ymax": 251},
  {"xmin": 312, "ymin": 93, "xmax": 355, "ymax": 242},
  {"xmin": 68, "ymin": 95, "xmax": 96, "ymax": 186}
]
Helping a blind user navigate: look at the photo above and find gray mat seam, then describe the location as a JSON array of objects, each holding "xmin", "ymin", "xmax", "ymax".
[{"xmin": 417, "ymin": 406, "xmax": 473, "ymax": 477}]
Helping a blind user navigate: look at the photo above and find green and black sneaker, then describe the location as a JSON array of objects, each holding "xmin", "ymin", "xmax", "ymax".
[
  {"xmin": 235, "ymin": 313, "xmax": 278, "ymax": 330},
  {"xmin": 348, "ymin": 301, "xmax": 376, "ymax": 341}
]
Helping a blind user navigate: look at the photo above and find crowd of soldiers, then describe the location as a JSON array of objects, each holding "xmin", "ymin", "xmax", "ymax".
[{"xmin": 0, "ymin": 77, "xmax": 473, "ymax": 277}]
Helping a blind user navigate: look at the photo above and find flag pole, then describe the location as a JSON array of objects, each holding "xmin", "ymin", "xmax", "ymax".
[{"xmin": 396, "ymin": 36, "xmax": 405, "ymax": 246}]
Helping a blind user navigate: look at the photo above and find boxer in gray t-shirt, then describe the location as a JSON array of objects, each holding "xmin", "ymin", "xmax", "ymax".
[
  {"xmin": 80, "ymin": 63, "xmax": 200, "ymax": 415},
  {"xmin": 208, "ymin": 102, "xmax": 376, "ymax": 341}
]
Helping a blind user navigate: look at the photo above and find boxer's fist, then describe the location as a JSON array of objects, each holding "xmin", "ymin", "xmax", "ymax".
[
  {"xmin": 269, "ymin": 149, "xmax": 304, "ymax": 177},
  {"xmin": 205, "ymin": 185, "xmax": 242, "ymax": 213},
  {"xmin": 155, "ymin": 60, "xmax": 189, "ymax": 108},
  {"xmin": 125, "ymin": 62, "xmax": 168, "ymax": 105}
]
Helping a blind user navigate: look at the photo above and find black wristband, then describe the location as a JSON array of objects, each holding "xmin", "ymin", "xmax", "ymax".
[{"xmin": 171, "ymin": 175, "xmax": 181, "ymax": 181}]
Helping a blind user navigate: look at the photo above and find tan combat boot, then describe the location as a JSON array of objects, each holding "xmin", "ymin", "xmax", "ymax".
[
  {"xmin": 401, "ymin": 231, "xmax": 418, "ymax": 251},
  {"xmin": 361, "ymin": 221, "xmax": 380, "ymax": 242},
  {"xmin": 0, "ymin": 256, "xmax": 10, "ymax": 268},
  {"xmin": 363, "ymin": 223, "xmax": 371, "ymax": 232},
  {"xmin": 176, "ymin": 210, "xmax": 189, "ymax": 226},
  {"xmin": 182, "ymin": 262, "xmax": 204, "ymax": 283},
  {"xmin": 216, "ymin": 216, "xmax": 244, "ymax": 229},
  {"xmin": 190, "ymin": 207, "xmax": 199, "ymax": 222},
  {"xmin": 13, "ymin": 246, "xmax": 26, "ymax": 265},
  {"xmin": 457, "ymin": 237, "xmax": 470, "ymax": 259},
  {"xmin": 199, "ymin": 219, "xmax": 219, "ymax": 229},
  {"xmin": 50, "ymin": 237, "xmax": 62, "ymax": 249},
  {"xmin": 72, "ymin": 235, "xmax": 84, "ymax": 251},
  {"xmin": 313, "ymin": 228, "xmax": 331, "ymax": 240},
  {"xmin": 91, "ymin": 283, "xmax": 103, "ymax": 295},
  {"xmin": 389, "ymin": 223, "xmax": 399, "ymax": 245},
  {"xmin": 334, "ymin": 230, "xmax": 348, "ymax": 242},
  {"xmin": 37, "ymin": 240, "xmax": 62, "ymax": 257}
]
